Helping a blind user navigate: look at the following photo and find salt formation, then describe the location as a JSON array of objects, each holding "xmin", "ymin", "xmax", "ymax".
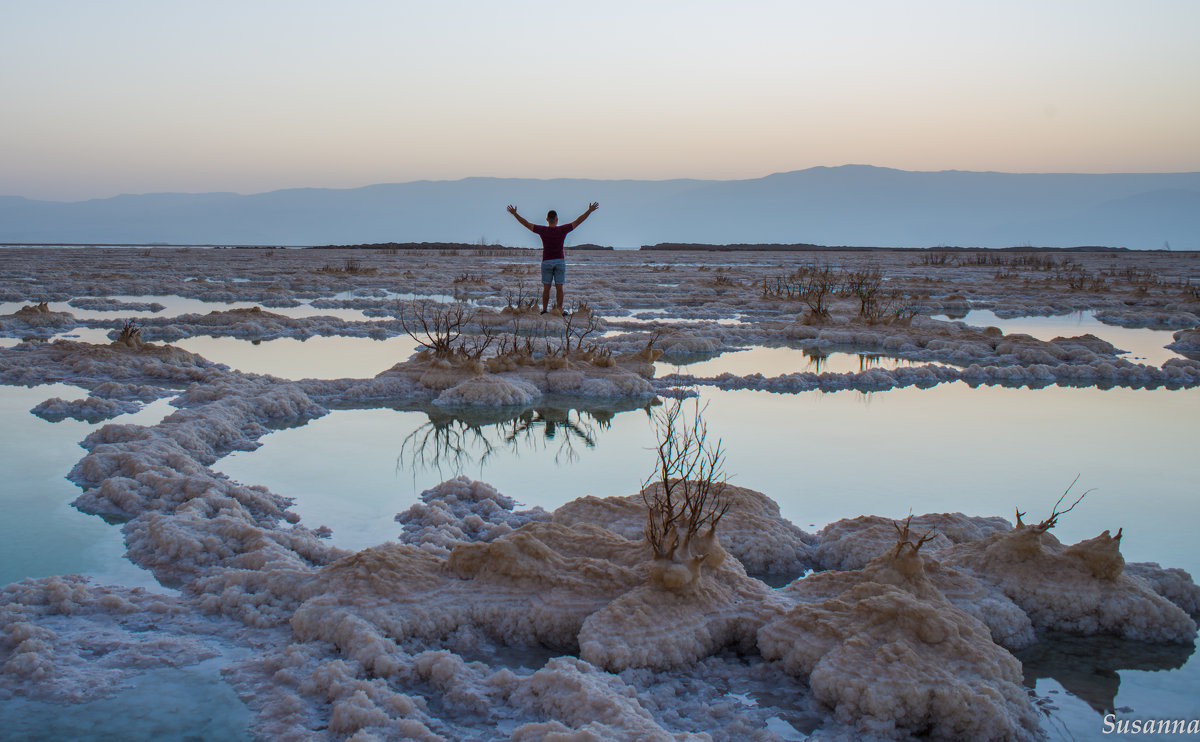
[
  {"xmin": 1168, "ymin": 326, "xmax": 1200, "ymax": 355},
  {"xmin": 31, "ymin": 395, "xmax": 141, "ymax": 422},
  {"xmin": 128, "ymin": 306, "xmax": 396, "ymax": 342},
  {"xmin": 940, "ymin": 512, "xmax": 1198, "ymax": 643},
  {"xmin": 814, "ymin": 512, "xmax": 1012, "ymax": 572},
  {"xmin": 0, "ymin": 575, "xmax": 239, "ymax": 703},
  {"xmin": 0, "ymin": 302, "xmax": 79, "ymax": 338},
  {"xmin": 395, "ymin": 476, "xmax": 552, "ymax": 557},
  {"xmin": 2, "ymin": 246, "xmax": 1200, "ymax": 739},
  {"xmin": 554, "ymin": 482, "xmax": 816, "ymax": 578},
  {"xmin": 1125, "ymin": 562, "xmax": 1200, "ymax": 616},
  {"xmin": 68, "ymin": 297, "xmax": 166, "ymax": 312},
  {"xmin": 762, "ymin": 525, "xmax": 1041, "ymax": 740}
]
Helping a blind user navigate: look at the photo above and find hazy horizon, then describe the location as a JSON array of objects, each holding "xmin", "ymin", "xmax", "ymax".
[
  {"xmin": 6, "ymin": 163, "xmax": 1200, "ymax": 205},
  {"xmin": 3, "ymin": 1, "xmax": 1198, "ymax": 201}
]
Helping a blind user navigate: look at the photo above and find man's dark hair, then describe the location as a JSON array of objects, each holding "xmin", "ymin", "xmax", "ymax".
[{"xmin": 547, "ymin": 210, "xmax": 557, "ymax": 221}]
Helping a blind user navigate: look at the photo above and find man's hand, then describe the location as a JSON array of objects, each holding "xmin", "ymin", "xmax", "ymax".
[
  {"xmin": 508, "ymin": 204, "xmax": 535, "ymax": 231},
  {"xmin": 571, "ymin": 202, "xmax": 599, "ymax": 228}
]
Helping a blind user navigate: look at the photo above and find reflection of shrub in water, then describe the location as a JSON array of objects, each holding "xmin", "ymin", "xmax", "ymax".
[
  {"xmin": 1017, "ymin": 632, "xmax": 1194, "ymax": 715},
  {"xmin": 397, "ymin": 405, "xmax": 615, "ymax": 476}
]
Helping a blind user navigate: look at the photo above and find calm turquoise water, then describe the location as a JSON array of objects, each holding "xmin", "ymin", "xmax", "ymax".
[{"xmin": 0, "ymin": 383, "xmax": 170, "ymax": 588}]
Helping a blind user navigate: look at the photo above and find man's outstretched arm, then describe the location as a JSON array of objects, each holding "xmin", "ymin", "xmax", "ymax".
[
  {"xmin": 570, "ymin": 202, "xmax": 599, "ymax": 228},
  {"xmin": 507, "ymin": 204, "xmax": 536, "ymax": 232}
]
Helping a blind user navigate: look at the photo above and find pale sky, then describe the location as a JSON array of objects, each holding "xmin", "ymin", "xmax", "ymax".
[{"xmin": 2, "ymin": 0, "xmax": 1198, "ymax": 201}]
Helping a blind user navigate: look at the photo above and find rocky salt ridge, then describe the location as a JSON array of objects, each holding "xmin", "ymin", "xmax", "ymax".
[
  {"xmin": 1, "ymin": 332, "xmax": 1198, "ymax": 740},
  {"xmin": 4, "ymin": 301, "xmax": 1199, "ymax": 393}
]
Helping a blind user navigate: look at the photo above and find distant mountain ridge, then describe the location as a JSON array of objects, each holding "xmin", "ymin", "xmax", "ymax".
[{"xmin": 2, "ymin": 166, "xmax": 1197, "ymax": 250}]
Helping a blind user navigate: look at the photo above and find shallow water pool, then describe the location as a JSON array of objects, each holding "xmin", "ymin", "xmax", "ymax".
[
  {"xmin": 662, "ymin": 344, "xmax": 941, "ymax": 377},
  {"xmin": 169, "ymin": 334, "xmax": 422, "ymax": 379},
  {"xmin": 0, "ymin": 384, "xmax": 173, "ymax": 588},
  {"xmin": 940, "ymin": 309, "xmax": 1184, "ymax": 366}
]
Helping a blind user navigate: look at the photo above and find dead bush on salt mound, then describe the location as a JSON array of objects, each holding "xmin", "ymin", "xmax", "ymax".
[
  {"xmin": 815, "ymin": 512, "xmax": 1011, "ymax": 572},
  {"xmin": 941, "ymin": 481, "xmax": 1199, "ymax": 643},
  {"xmin": 760, "ymin": 522, "xmax": 1041, "ymax": 741}
]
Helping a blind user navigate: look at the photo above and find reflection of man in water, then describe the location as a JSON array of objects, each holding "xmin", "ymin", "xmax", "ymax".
[{"xmin": 506, "ymin": 202, "xmax": 599, "ymax": 314}]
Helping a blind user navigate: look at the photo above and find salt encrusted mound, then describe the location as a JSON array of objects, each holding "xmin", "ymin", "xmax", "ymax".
[
  {"xmin": 1125, "ymin": 562, "xmax": 1200, "ymax": 616},
  {"xmin": 69, "ymin": 380, "xmax": 325, "ymax": 522},
  {"xmin": 30, "ymin": 395, "xmax": 140, "ymax": 422},
  {"xmin": 941, "ymin": 523, "xmax": 1199, "ymax": 643},
  {"xmin": 328, "ymin": 351, "xmax": 655, "ymax": 406},
  {"xmin": 655, "ymin": 330, "xmax": 722, "ymax": 362},
  {"xmin": 0, "ymin": 576, "xmax": 221, "ymax": 702},
  {"xmin": 291, "ymin": 521, "xmax": 645, "ymax": 665},
  {"xmin": 815, "ymin": 513, "xmax": 1011, "ymax": 572},
  {"xmin": 394, "ymin": 476, "xmax": 552, "ymax": 557},
  {"xmin": 655, "ymin": 351, "xmax": 1200, "ymax": 394},
  {"xmin": 921, "ymin": 558, "xmax": 1037, "ymax": 650},
  {"xmin": 0, "ymin": 338, "xmax": 223, "ymax": 391},
  {"xmin": 1167, "ymin": 327, "xmax": 1200, "ymax": 354},
  {"xmin": 127, "ymin": 306, "xmax": 393, "ymax": 342},
  {"xmin": 1095, "ymin": 308, "xmax": 1199, "ymax": 329},
  {"xmin": 0, "ymin": 303, "xmax": 79, "ymax": 338},
  {"xmin": 501, "ymin": 657, "xmax": 703, "ymax": 741},
  {"xmin": 761, "ymin": 543, "xmax": 1040, "ymax": 741},
  {"xmin": 791, "ymin": 525, "xmax": 1034, "ymax": 650},
  {"xmin": 67, "ymin": 297, "xmax": 166, "ymax": 312},
  {"xmin": 433, "ymin": 373, "xmax": 540, "ymax": 406},
  {"xmin": 553, "ymin": 482, "xmax": 817, "ymax": 577},
  {"xmin": 90, "ymin": 380, "xmax": 172, "ymax": 402},
  {"xmin": 579, "ymin": 558, "xmax": 774, "ymax": 672}
]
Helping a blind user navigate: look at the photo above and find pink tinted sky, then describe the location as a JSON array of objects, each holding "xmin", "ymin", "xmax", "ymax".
[{"xmin": 2, "ymin": 0, "xmax": 1198, "ymax": 201}]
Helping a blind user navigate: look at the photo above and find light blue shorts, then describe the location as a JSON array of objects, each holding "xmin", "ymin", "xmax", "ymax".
[{"xmin": 541, "ymin": 259, "xmax": 566, "ymax": 285}]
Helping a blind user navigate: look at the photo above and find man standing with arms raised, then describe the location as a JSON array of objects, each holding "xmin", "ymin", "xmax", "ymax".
[{"xmin": 507, "ymin": 202, "xmax": 598, "ymax": 314}]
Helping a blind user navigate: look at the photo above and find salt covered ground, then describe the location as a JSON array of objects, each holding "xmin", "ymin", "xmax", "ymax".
[{"xmin": 1, "ymin": 246, "xmax": 1198, "ymax": 740}]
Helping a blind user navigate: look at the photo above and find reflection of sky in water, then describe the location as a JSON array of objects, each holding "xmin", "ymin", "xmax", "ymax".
[
  {"xmin": 217, "ymin": 404, "xmax": 658, "ymax": 552},
  {"xmin": 607, "ymin": 310, "xmax": 745, "ymax": 326},
  {"xmin": 664, "ymin": 345, "xmax": 940, "ymax": 376},
  {"xmin": 169, "ymin": 335, "xmax": 422, "ymax": 379},
  {"xmin": 50, "ymin": 328, "xmax": 116, "ymax": 344},
  {"xmin": 939, "ymin": 309, "xmax": 1183, "ymax": 366},
  {"xmin": 0, "ymin": 384, "xmax": 174, "ymax": 589}
]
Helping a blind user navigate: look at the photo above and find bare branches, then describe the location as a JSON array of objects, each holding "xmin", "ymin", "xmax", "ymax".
[
  {"xmin": 641, "ymin": 399, "xmax": 729, "ymax": 562},
  {"xmin": 891, "ymin": 515, "xmax": 937, "ymax": 556},
  {"xmin": 115, "ymin": 320, "xmax": 143, "ymax": 348},
  {"xmin": 1016, "ymin": 474, "xmax": 1095, "ymax": 532},
  {"xmin": 399, "ymin": 300, "xmax": 468, "ymax": 358},
  {"xmin": 503, "ymin": 281, "xmax": 539, "ymax": 313},
  {"xmin": 459, "ymin": 322, "xmax": 497, "ymax": 361},
  {"xmin": 561, "ymin": 303, "xmax": 603, "ymax": 353}
]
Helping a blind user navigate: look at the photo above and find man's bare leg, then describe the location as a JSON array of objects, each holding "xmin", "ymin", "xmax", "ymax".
[
  {"xmin": 541, "ymin": 283, "xmax": 551, "ymax": 312},
  {"xmin": 556, "ymin": 284, "xmax": 564, "ymax": 312}
]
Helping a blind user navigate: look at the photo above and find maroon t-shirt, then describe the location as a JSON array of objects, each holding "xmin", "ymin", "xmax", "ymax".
[{"xmin": 529, "ymin": 224, "xmax": 575, "ymax": 261}]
